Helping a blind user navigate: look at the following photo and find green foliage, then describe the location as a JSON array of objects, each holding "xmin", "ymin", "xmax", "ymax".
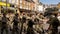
[
  {"xmin": 45, "ymin": 7, "xmax": 58, "ymax": 12},
  {"xmin": 44, "ymin": 7, "xmax": 59, "ymax": 17}
]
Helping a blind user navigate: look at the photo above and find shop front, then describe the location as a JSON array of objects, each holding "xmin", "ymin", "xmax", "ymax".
[{"xmin": 0, "ymin": 1, "xmax": 17, "ymax": 14}]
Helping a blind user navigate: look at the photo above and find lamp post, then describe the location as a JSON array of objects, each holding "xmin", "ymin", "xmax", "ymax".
[
  {"xmin": 0, "ymin": 5, "xmax": 1, "ymax": 14},
  {"xmin": 6, "ymin": 0, "xmax": 7, "ymax": 14},
  {"xmin": 0, "ymin": 0, "xmax": 2, "ymax": 14}
]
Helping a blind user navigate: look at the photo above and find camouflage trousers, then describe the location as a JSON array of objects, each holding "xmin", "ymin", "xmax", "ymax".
[
  {"xmin": 12, "ymin": 25, "xmax": 19, "ymax": 34},
  {"xmin": 1, "ymin": 24, "xmax": 8, "ymax": 34}
]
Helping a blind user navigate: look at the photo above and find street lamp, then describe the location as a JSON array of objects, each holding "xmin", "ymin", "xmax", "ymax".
[{"xmin": 6, "ymin": 0, "xmax": 7, "ymax": 13}]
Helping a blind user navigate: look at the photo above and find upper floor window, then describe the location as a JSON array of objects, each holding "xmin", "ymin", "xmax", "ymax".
[
  {"xmin": 0, "ymin": 0, "xmax": 2, "ymax": 1},
  {"xmin": 1, "ymin": 0, "xmax": 9, "ymax": 3},
  {"xmin": 25, "ymin": 0, "xmax": 34, "ymax": 3}
]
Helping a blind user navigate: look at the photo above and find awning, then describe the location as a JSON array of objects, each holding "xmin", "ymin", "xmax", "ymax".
[
  {"xmin": 0, "ymin": 2, "xmax": 10, "ymax": 7},
  {"xmin": 3, "ymin": 6, "xmax": 16, "ymax": 11}
]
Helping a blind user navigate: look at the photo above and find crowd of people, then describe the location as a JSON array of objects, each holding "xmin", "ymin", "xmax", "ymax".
[{"xmin": 0, "ymin": 11, "xmax": 60, "ymax": 34}]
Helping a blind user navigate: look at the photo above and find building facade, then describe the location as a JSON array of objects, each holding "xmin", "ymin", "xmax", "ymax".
[
  {"xmin": 9, "ymin": 0, "xmax": 36, "ymax": 11},
  {"xmin": 0, "ymin": 0, "xmax": 42, "ymax": 12},
  {"xmin": 57, "ymin": 3, "xmax": 60, "ymax": 12},
  {"xmin": 37, "ymin": 5, "xmax": 44, "ymax": 13}
]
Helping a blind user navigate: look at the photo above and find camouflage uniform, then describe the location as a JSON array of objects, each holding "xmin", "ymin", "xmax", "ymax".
[
  {"xmin": 12, "ymin": 14, "xmax": 19, "ymax": 34},
  {"xmin": 1, "ymin": 14, "xmax": 9, "ymax": 34}
]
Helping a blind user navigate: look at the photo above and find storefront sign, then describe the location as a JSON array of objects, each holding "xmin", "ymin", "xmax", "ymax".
[{"xmin": 0, "ymin": 2, "xmax": 10, "ymax": 7}]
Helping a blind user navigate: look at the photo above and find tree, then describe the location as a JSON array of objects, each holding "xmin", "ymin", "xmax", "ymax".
[
  {"xmin": 44, "ymin": 7, "xmax": 58, "ymax": 17},
  {"xmin": 45, "ymin": 7, "xmax": 58, "ymax": 12}
]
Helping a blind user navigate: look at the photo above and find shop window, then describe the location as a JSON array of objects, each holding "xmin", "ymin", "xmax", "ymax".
[
  {"xmin": 2, "ymin": 0, "xmax": 9, "ymax": 3},
  {"xmin": 10, "ymin": 5, "xmax": 14, "ymax": 7}
]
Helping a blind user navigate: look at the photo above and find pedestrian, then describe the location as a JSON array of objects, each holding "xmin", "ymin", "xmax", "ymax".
[
  {"xmin": 27, "ymin": 19, "xmax": 34, "ymax": 34},
  {"xmin": 12, "ymin": 13, "xmax": 19, "ymax": 34},
  {"xmin": 20, "ymin": 16, "xmax": 26, "ymax": 34},
  {"xmin": 1, "ymin": 13, "xmax": 9, "ymax": 34},
  {"xmin": 42, "ymin": 17, "xmax": 50, "ymax": 34},
  {"xmin": 48, "ymin": 14, "xmax": 60, "ymax": 34}
]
